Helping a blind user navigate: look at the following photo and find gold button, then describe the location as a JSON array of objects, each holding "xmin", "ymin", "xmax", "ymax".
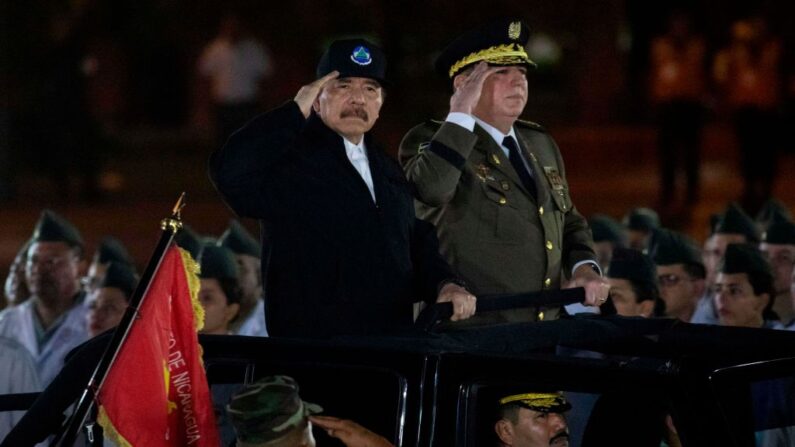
[
  {"xmin": 539, "ymin": 206, "xmax": 544, "ymax": 215},
  {"xmin": 544, "ymin": 278, "xmax": 551, "ymax": 288},
  {"xmin": 537, "ymin": 311, "xmax": 545, "ymax": 321},
  {"xmin": 491, "ymin": 154, "xmax": 501, "ymax": 165},
  {"xmin": 499, "ymin": 197, "xmax": 507, "ymax": 205},
  {"xmin": 546, "ymin": 240, "xmax": 553, "ymax": 250}
]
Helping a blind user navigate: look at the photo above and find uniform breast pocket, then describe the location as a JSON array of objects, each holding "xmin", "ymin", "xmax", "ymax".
[
  {"xmin": 543, "ymin": 166, "xmax": 573, "ymax": 213},
  {"xmin": 477, "ymin": 181, "xmax": 526, "ymax": 244}
]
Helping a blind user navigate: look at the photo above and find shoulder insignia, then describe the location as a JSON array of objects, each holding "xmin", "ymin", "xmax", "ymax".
[{"xmin": 515, "ymin": 119, "xmax": 547, "ymax": 132}]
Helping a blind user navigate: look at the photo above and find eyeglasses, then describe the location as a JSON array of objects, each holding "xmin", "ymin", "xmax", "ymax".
[{"xmin": 657, "ymin": 274, "xmax": 694, "ymax": 287}]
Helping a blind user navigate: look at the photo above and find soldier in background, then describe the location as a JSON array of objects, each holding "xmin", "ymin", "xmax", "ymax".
[
  {"xmin": 759, "ymin": 216, "xmax": 795, "ymax": 324},
  {"xmin": 81, "ymin": 236, "xmax": 135, "ymax": 295},
  {"xmin": 3, "ymin": 240, "xmax": 31, "ymax": 310},
  {"xmin": 651, "ymin": 228, "xmax": 706, "ymax": 322},
  {"xmin": 649, "ymin": 11, "xmax": 707, "ymax": 217},
  {"xmin": 588, "ymin": 215, "xmax": 626, "ymax": 274},
  {"xmin": 218, "ymin": 220, "xmax": 267, "ymax": 336},
  {"xmin": 713, "ymin": 17, "xmax": 783, "ymax": 215},
  {"xmin": 606, "ymin": 247, "xmax": 662, "ymax": 318},
  {"xmin": 695, "ymin": 202, "xmax": 760, "ymax": 324},
  {"xmin": 0, "ymin": 210, "xmax": 88, "ymax": 386},
  {"xmin": 85, "ymin": 262, "xmax": 138, "ymax": 337},
  {"xmin": 622, "ymin": 207, "xmax": 660, "ymax": 253},
  {"xmin": 714, "ymin": 243, "xmax": 778, "ymax": 329}
]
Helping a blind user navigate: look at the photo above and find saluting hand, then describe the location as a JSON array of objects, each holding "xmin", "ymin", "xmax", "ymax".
[
  {"xmin": 310, "ymin": 415, "xmax": 395, "ymax": 447},
  {"xmin": 294, "ymin": 71, "xmax": 340, "ymax": 118},
  {"xmin": 449, "ymin": 61, "xmax": 498, "ymax": 115},
  {"xmin": 436, "ymin": 282, "xmax": 477, "ymax": 321}
]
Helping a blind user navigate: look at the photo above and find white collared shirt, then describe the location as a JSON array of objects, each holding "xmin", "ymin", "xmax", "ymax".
[
  {"xmin": 343, "ymin": 137, "xmax": 376, "ymax": 202},
  {"xmin": 446, "ymin": 112, "xmax": 533, "ymax": 176}
]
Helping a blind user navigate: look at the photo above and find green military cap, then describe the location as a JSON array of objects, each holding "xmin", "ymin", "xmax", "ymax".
[
  {"xmin": 198, "ymin": 244, "xmax": 238, "ymax": 281},
  {"xmin": 93, "ymin": 236, "xmax": 134, "ymax": 266},
  {"xmin": 98, "ymin": 262, "xmax": 138, "ymax": 299},
  {"xmin": 755, "ymin": 199, "xmax": 792, "ymax": 227},
  {"xmin": 31, "ymin": 210, "xmax": 83, "ymax": 250},
  {"xmin": 218, "ymin": 220, "xmax": 261, "ymax": 258},
  {"xmin": 763, "ymin": 217, "xmax": 795, "ymax": 245},
  {"xmin": 499, "ymin": 391, "xmax": 571, "ymax": 413},
  {"xmin": 435, "ymin": 18, "xmax": 536, "ymax": 79},
  {"xmin": 714, "ymin": 202, "xmax": 759, "ymax": 243},
  {"xmin": 227, "ymin": 375, "xmax": 323, "ymax": 445},
  {"xmin": 651, "ymin": 228, "xmax": 703, "ymax": 268},
  {"xmin": 608, "ymin": 247, "xmax": 657, "ymax": 287},
  {"xmin": 175, "ymin": 225, "xmax": 203, "ymax": 260},
  {"xmin": 719, "ymin": 243, "xmax": 772, "ymax": 277},
  {"xmin": 622, "ymin": 207, "xmax": 660, "ymax": 232},
  {"xmin": 589, "ymin": 214, "xmax": 625, "ymax": 245}
]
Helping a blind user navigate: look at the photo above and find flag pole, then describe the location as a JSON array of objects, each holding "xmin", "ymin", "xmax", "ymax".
[{"xmin": 53, "ymin": 193, "xmax": 187, "ymax": 446}]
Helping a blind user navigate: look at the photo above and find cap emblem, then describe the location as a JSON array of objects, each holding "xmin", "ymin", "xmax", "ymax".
[
  {"xmin": 508, "ymin": 21, "xmax": 522, "ymax": 40},
  {"xmin": 350, "ymin": 46, "xmax": 373, "ymax": 66}
]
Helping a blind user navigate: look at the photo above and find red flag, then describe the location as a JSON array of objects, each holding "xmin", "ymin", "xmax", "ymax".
[{"xmin": 97, "ymin": 245, "xmax": 220, "ymax": 446}]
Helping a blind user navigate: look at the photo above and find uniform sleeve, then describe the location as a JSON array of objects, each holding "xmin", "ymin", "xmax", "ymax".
[
  {"xmin": 551, "ymin": 138, "xmax": 598, "ymax": 277},
  {"xmin": 410, "ymin": 218, "xmax": 457, "ymax": 304},
  {"xmin": 399, "ymin": 122, "xmax": 478, "ymax": 207},
  {"xmin": 208, "ymin": 100, "xmax": 306, "ymax": 219}
]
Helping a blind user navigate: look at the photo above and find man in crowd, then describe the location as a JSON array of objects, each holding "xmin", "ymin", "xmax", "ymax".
[
  {"xmin": 81, "ymin": 236, "xmax": 135, "ymax": 295},
  {"xmin": 714, "ymin": 243, "xmax": 778, "ymax": 329},
  {"xmin": 85, "ymin": 262, "xmax": 138, "ymax": 337},
  {"xmin": 759, "ymin": 216, "xmax": 795, "ymax": 324},
  {"xmin": 210, "ymin": 38, "xmax": 475, "ymax": 337},
  {"xmin": 652, "ymin": 228, "xmax": 706, "ymax": 322},
  {"xmin": 623, "ymin": 207, "xmax": 660, "ymax": 253},
  {"xmin": 218, "ymin": 220, "xmax": 268, "ymax": 336},
  {"xmin": 606, "ymin": 247, "xmax": 661, "ymax": 318},
  {"xmin": 0, "ymin": 210, "xmax": 88, "ymax": 386},
  {"xmin": 494, "ymin": 391, "xmax": 571, "ymax": 447},
  {"xmin": 399, "ymin": 19, "xmax": 607, "ymax": 325},
  {"xmin": 3, "ymin": 240, "xmax": 31, "ymax": 310},
  {"xmin": 588, "ymin": 214, "xmax": 625, "ymax": 275},
  {"xmin": 694, "ymin": 202, "xmax": 759, "ymax": 324}
]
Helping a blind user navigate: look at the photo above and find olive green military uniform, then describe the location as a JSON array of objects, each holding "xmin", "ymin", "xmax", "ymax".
[{"xmin": 400, "ymin": 119, "xmax": 596, "ymax": 323}]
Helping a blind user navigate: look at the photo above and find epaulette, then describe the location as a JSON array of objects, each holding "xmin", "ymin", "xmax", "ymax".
[{"xmin": 515, "ymin": 119, "xmax": 546, "ymax": 132}]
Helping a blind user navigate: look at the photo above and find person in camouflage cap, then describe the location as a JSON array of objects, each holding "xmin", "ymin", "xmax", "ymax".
[
  {"xmin": 227, "ymin": 375, "xmax": 323, "ymax": 446},
  {"xmin": 227, "ymin": 375, "xmax": 395, "ymax": 447}
]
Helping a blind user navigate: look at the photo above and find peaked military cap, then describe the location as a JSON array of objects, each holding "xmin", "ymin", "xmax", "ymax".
[
  {"xmin": 98, "ymin": 262, "xmax": 138, "ymax": 299},
  {"xmin": 623, "ymin": 208, "xmax": 660, "ymax": 232},
  {"xmin": 763, "ymin": 217, "xmax": 795, "ymax": 245},
  {"xmin": 198, "ymin": 244, "xmax": 238, "ymax": 281},
  {"xmin": 589, "ymin": 214, "xmax": 625, "ymax": 245},
  {"xmin": 755, "ymin": 199, "xmax": 792, "ymax": 227},
  {"xmin": 435, "ymin": 18, "xmax": 536, "ymax": 78},
  {"xmin": 31, "ymin": 210, "xmax": 83, "ymax": 249},
  {"xmin": 227, "ymin": 375, "xmax": 323, "ymax": 444},
  {"xmin": 608, "ymin": 247, "xmax": 657, "ymax": 287},
  {"xmin": 93, "ymin": 236, "xmax": 134, "ymax": 266},
  {"xmin": 651, "ymin": 228, "xmax": 703, "ymax": 268},
  {"xmin": 218, "ymin": 220, "xmax": 261, "ymax": 258},
  {"xmin": 719, "ymin": 243, "xmax": 772, "ymax": 277},
  {"xmin": 175, "ymin": 225, "xmax": 203, "ymax": 260},
  {"xmin": 499, "ymin": 391, "xmax": 571, "ymax": 413},
  {"xmin": 714, "ymin": 202, "xmax": 760, "ymax": 243},
  {"xmin": 316, "ymin": 38, "xmax": 388, "ymax": 86}
]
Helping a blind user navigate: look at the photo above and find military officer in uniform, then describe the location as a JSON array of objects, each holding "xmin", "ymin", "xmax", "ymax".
[{"xmin": 400, "ymin": 19, "xmax": 608, "ymax": 323}]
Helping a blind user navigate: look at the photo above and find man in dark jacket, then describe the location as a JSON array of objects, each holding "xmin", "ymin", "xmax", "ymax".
[{"xmin": 209, "ymin": 39, "xmax": 475, "ymax": 338}]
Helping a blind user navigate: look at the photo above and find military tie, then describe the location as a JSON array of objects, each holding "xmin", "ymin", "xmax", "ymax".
[{"xmin": 503, "ymin": 136, "xmax": 537, "ymax": 200}]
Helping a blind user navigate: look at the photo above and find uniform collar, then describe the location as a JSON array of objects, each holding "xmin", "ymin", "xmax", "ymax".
[{"xmin": 473, "ymin": 116, "xmax": 517, "ymax": 148}]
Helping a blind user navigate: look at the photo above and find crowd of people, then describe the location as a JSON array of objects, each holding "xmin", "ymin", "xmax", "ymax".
[{"xmin": 1, "ymin": 13, "xmax": 794, "ymax": 447}]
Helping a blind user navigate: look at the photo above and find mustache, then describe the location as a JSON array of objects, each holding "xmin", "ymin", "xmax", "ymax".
[
  {"xmin": 549, "ymin": 430, "xmax": 569, "ymax": 445},
  {"xmin": 341, "ymin": 108, "xmax": 369, "ymax": 121}
]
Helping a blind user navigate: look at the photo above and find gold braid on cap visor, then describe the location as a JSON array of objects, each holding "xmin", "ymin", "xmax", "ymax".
[
  {"xmin": 448, "ymin": 43, "xmax": 534, "ymax": 78},
  {"xmin": 498, "ymin": 392, "xmax": 566, "ymax": 409}
]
